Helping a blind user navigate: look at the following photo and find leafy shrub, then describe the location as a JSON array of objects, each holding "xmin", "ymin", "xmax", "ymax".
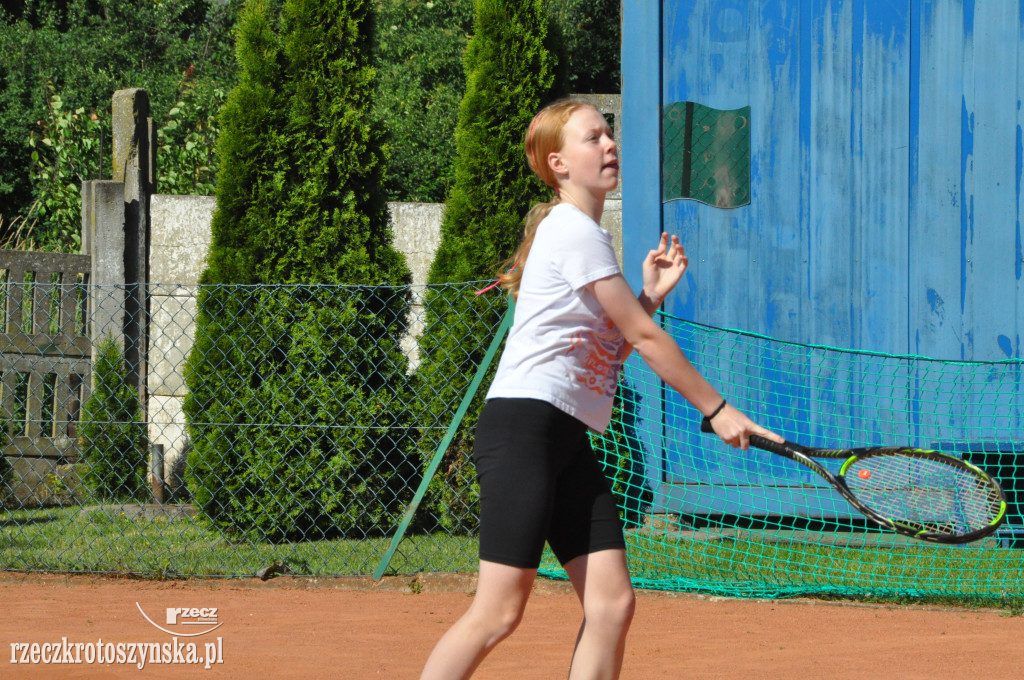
[
  {"xmin": 371, "ymin": 0, "xmax": 474, "ymax": 203},
  {"xmin": 25, "ymin": 91, "xmax": 101, "ymax": 252},
  {"xmin": 547, "ymin": 0, "xmax": 622, "ymax": 94},
  {"xmin": 0, "ymin": 0, "xmax": 241, "ymax": 249},
  {"xmin": 79, "ymin": 336, "xmax": 148, "ymax": 502},
  {"xmin": 155, "ymin": 74, "xmax": 227, "ymax": 197},
  {"xmin": 184, "ymin": 0, "xmax": 413, "ymax": 544}
]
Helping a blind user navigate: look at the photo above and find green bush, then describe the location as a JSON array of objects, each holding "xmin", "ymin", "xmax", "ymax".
[
  {"xmin": 79, "ymin": 337, "xmax": 148, "ymax": 502},
  {"xmin": 546, "ymin": 0, "xmax": 621, "ymax": 94},
  {"xmin": 371, "ymin": 0, "xmax": 474, "ymax": 203},
  {"xmin": 0, "ymin": 0, "xmax": 241, "ymax": 250},
  {"xmin": 155, "ymin": 75, "xmax": 228, "ymax": 197},
  {"xmin": 413, "ymin": 0, "xmax": 557, "ymax": 533},
  {"xmin": 25, "ymin": 91, "xmax": 101, "ymax": 252},
  {"xmin": 184, "ymin": 0, "xmax": 413, "ymax": 544}
]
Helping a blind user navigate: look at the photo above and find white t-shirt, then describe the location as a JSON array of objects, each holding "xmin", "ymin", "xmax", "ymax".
[{"xmin": 486, "ymin": 202, "xmax": 625, "ymax": 433}]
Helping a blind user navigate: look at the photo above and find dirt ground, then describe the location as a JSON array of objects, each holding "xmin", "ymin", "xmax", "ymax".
[{"xmin": 1, "ymin": 570, "xmax": 1022, "ymax": 679}]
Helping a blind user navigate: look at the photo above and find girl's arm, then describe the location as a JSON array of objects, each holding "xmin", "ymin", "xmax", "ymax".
[
  {"xmin": 623, "ymin": 232, "xmax": 687, "ymax": 359},
  {"xmin": 589, "ymin": 273, "xmax": 782, "ymax": 449}
]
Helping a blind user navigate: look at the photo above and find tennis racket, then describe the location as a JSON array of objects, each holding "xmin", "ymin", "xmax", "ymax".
[{"xmin": 700, "ymin": 418, "xmax": 1008, "ymax": 544}]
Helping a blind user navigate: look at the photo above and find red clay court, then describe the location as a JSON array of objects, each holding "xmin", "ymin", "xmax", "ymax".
[{"xmin": 2, "ymin": 571, "xmax": 1022, "ymax": 679}]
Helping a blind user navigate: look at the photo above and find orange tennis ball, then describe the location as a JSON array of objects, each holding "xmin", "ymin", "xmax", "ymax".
[{"xmin": 857, "ymin": 469, "xmax": 871, "ymax": 480}]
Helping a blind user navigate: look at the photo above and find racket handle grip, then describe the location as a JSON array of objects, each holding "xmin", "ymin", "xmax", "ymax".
[
  {"xmin": 749, "ymin": 434, "xmax": 790, "ymax": 456},
  {"xmin": 700, "ymin": 418, "xmax": 791, "ymax": 456}
]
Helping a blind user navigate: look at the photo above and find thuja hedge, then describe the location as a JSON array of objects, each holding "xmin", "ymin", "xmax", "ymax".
[
  {"xmin": 413, "ymin": 0, "xmax": 557, "ymax": 533},
  {"xmin": 184, "ymin": 0, "xmax": 412, "ymax": 543}
]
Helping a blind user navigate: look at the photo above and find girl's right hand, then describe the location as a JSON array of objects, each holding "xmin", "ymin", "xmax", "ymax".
[
  {"xmin": 707, "ymin": 403, "xmax": 784, "ymax": 450},
  {"xmin": 641, "ymin": 232, "xmax": 688, "ymax": 305}
]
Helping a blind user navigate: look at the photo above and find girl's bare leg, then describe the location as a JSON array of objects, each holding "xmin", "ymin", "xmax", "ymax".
[
  {"xmin": 563, "ymin": 548, "xmax": 635, "ymax": 680},
  {"xmin": 419, "ymin": 560, "xmax": 537, "ymax": 680}
]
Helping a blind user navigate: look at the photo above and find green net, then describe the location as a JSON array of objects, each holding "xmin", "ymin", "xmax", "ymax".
[{"xmin": 540, "ymin": 311, "xmax": 1024, "ymax": 598}]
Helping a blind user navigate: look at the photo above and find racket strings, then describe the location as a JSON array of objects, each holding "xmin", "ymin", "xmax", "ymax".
[{"xmin": 843, "ymin": 455, "xmax": 1002, "ymax": 536}]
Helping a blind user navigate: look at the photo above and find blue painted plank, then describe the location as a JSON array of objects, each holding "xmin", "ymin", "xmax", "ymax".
[
  {"xmin": 622, "ymin": 0, "xmax": 664, "ymax": 272},
  {"xmin": 959, "ymin": 1, "xmax": 1024, "ymax": 436},
  {"xmin": 964, "ymin": 0, "xmax": 1020, "ymax": 361},
  {"xmin": 751, "ymin": 0, "xmax": 806, "ymax": 342},
  {"xmin": 621, "ymin": 0, "xmax": 668, "ymax": 504},
  {"xmin": 910, "ymin": 0, "xmax": 965, "ymax": 359},
  {"xmin": 908, "ymin": 0, "xmax": 968, "ymax": 444},
  {"xmin": 850, "ymin": 1, "xmax": 910, "ymax": 355},
  {"xmin": 806, "ymin": 1, "xmax": 858, "ymax": 349}
]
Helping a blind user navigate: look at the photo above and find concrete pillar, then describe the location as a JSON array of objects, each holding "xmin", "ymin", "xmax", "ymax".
[
  {"xmin": 147, "ymin": 194, "xmax": 216, "ymax": 500},
  {"xmin": 111, "ymin": 88, "xmax": 156, "ymax": 403},
  {"xmin": 81, "ymin": 179, "xmax": 128, "ymax": 364}
]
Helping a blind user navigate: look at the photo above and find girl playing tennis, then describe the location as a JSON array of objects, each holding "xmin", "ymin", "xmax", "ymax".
[{"xmin": 420, "ymin": 99, "xmax": 781, "ymax": 680}]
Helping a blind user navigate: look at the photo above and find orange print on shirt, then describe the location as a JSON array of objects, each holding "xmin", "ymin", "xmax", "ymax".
[{"xmin": 568, "ymin": 317, "xmax": 623, "ymax": 397}]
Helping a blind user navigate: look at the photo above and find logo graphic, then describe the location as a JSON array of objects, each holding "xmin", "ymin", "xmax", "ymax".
[
  {"xmin": 568, "ymin": 316, "xmax": 623, "ymax": 397},
  {"xmin": 136, "ymin": 603, "xmax": 223, "ymax": 637}
]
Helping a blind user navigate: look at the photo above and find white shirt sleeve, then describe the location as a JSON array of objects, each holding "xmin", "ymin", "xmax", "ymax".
[{"xmin": 547, "ymin": 210, "xmax": 621, "ymax": 291}]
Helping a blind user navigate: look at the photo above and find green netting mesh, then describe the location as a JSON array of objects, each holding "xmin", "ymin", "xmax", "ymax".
[{"xmin": 541, "ymin": 311, "xmax": 1024, "ymax": 599}]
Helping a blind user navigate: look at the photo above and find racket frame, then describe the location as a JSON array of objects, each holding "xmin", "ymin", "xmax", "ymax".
[{"xmin": 701, "ymin": 422, "xmax": 1008, "ymax": 544}]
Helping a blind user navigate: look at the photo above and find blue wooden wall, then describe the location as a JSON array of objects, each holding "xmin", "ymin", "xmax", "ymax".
[
  {"xmin": 620, "ymin": 0, "xmax": 1024, "ymax": 515},
  {"xmin": 624, "ymin": 0, "xmax": 1023, "ymax": 358}
]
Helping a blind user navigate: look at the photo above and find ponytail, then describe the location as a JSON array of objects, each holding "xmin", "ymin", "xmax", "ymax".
[
  {"xmin": 498, "ymin": 195, "xmax": 560, "ymax": 298},
  {"xmin": 497, "ymin": 98, "xmax": 595, "ymax": 298}
]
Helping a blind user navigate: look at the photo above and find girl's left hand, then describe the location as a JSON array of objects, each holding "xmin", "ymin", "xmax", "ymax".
[{"xmin": 642, "ymin": 232, "xmax": 688, "ymax": 305}]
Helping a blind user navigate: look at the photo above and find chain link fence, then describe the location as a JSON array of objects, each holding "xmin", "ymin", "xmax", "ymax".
[
  {"xmin": 0, "ymin": 281, "xmax": 505, "ymax": 578},
  {"xmin": 3, "ymin": 279, "xmax": 1022, "ymax": 601}
]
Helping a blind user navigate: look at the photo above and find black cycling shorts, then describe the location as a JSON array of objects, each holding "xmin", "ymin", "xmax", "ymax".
[{"xmin": 473, "ymin": 398, "xmax": 625, "ymax": 569}]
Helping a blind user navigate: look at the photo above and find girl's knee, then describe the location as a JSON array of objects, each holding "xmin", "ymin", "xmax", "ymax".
[
  {"xmin": 615, "ymin": 588, "xmax": 637, "ymax": 626},
  {"xmin": 588, "ymin": 587, "xmax": 636, "ymax": 630},
  {"xmin": 495, "ymin": 604, "xmax": 527, "ymax": 640},
  {"xmin": 467, "ymin": 599, "xmax": 527, "ymax": 644}
]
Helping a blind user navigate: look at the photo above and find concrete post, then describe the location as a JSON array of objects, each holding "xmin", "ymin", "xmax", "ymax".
[
  {"xmin": 148, "ymin": 194, "xmax": 216, "ymax": 501},
  {"xmin": 111, "ymin": 88, "xmax": 156, "ymax": 404},
  {"xmin": 81, "ymin": 179, "xmax": 128, "ymax": 366}
]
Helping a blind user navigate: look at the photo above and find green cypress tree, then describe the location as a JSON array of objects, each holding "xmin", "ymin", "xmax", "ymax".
[
  {"xmin": 413, "ymin": 0, "xmax": 557, "ymax": 532},
  {"xmin": 80, "ymin": 337, "xmax": 148, "ymax": 502},
  {"xmin": 184, "ymin": 0, "xmax": 412, "ymax": 543}
]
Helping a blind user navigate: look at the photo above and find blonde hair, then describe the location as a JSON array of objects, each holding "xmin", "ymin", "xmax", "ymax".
[{"xmin": 498, "ymin": 99, "xmax": 597, "ymax": 297}]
